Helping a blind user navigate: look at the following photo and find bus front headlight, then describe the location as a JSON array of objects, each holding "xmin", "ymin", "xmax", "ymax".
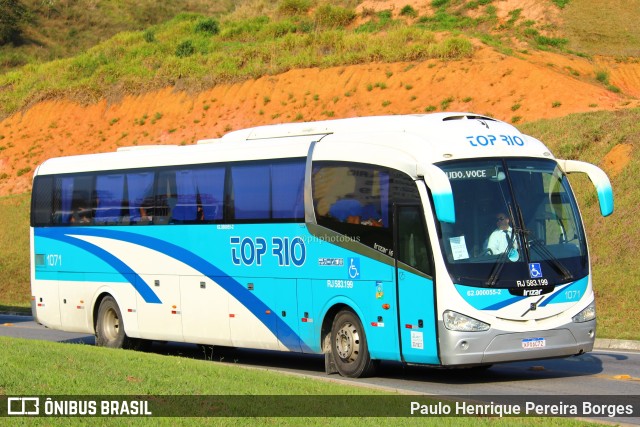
[
  {"xmin": 572, "ymin": 301, "xmax": 596, "ymax": 323},
  {"xmin": 443, "ymin": 310, "xmax": 490, "ymax": 332}
]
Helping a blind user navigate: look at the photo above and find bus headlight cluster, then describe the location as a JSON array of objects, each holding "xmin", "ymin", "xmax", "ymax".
[
  {"xmin": 572, "ymin": 301, "xmax": 596, "ymax": 323},
  {"xmin": 443, "ymin": 310, "xmax": 490, "ymax": 332}
]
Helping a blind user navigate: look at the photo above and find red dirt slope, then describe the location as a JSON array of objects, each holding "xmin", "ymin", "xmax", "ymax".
[{"xmin": 1, "ymin": 44, "xmax": 639, "ymax": 196}]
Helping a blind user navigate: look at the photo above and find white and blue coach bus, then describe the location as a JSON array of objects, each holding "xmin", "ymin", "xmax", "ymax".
[{"xmin": 30, "ymin": 113, "xmax": 613, "ymax": 377}]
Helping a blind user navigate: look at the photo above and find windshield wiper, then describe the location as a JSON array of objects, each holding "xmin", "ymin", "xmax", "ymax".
[
  {"xmin": 527, "ymin": 239, "xmax": 573, "ymax": 281},
  {"xmin": 514, "ymin": 203, "xmax": 573, "ymax": 282},
  {"xmin": 513, "ymin": 202, "xmax": 573, "ymax": 281}
]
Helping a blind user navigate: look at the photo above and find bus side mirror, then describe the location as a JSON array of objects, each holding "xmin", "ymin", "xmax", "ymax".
[
  {"xmin": 559, "ymin": 159, "xmax": 614, "ymax": 217},
  {"xmin": 418, "ymin": 164, "xmax": 455, "ymax": 223}
]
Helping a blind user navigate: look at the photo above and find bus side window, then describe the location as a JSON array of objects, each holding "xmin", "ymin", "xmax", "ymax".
[
  {"xmin": 229, "ymin": 159, "xmax": 304, "ymax": 222},
  {"xmin": 127, "ymin": 172, "xmax": 156, "ymax": 224},
  {"xmin": 94, "ymin": 174, "xmax": 125, "ymax": 225},
  {"xmin": 397, "ymin": 205, "xmax": 433, "ymax": 276},
  {"xmin": 170, "ymin": 167, "xmax": 224, "ymax": 223},
  {"xmin": 152, "ymin": 170, "xmax": 174, "ymax": 224},
  {"xmin": 31, "ymin": 176, "xmax": 54, "ymax": 226},
  {"xmin": 52, "ymin": 176, "xmax": 92, "ymax": 225},
  {"xmin": 313, "ymin": 162, "xmax": 424, "ymax": 255}
]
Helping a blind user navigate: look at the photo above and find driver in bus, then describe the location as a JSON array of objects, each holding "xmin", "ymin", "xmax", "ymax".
[{"xmin": 486, "ymin": 212, "xmax": 517, "ymax": 255}]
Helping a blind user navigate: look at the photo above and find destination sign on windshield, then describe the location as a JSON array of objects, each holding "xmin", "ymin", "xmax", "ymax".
[{"xmin": 445, "ymin": 167, "xmax": 502, "ymax": 181}]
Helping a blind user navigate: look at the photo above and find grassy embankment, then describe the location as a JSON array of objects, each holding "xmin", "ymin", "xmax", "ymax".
[
  {"xmin": 0, "ymin": 0, "xmax": 235, "ymax": 73},
  {"xmin": 521, "ymin": 109, "xmax": 640, "ymax": 340},
  {"xmin": 1, "ymin": 0, "xmax": 637, "ymax": 117},
  {"xmin": 0, "ymin": 3, "xmax": 476, "ymax": 118},
  {"xmin": 0, "ymin": 336, "xmax": 603, "ymax": 426}
]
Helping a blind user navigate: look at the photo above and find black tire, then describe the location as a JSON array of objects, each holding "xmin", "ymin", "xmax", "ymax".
[
  {"xmin": 330, "ymin": 309, "xmax": 377, "ymax": 378},
  {"xmin": 95, "ymin": 296, "xmax": 135, "ymax": 349}
]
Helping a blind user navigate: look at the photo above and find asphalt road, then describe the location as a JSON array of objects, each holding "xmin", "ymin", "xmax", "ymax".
[{"xmin": 2, "ymin": 314, "xmax": 639, "ymax": 423}]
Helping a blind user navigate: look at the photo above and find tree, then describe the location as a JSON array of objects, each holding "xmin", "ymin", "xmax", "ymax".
[{"xmin": 0, "ymin": 0, "xmax": 29, "ymax": 45}]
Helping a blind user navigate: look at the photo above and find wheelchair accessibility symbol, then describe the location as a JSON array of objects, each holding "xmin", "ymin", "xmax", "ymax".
[
  {"xmin": 348, "ymin": 258, "xmax": 360, "ymax": 279},
  {"xmin": 529, "ymin": 263, "xmax": 543, "ymax": 279}
]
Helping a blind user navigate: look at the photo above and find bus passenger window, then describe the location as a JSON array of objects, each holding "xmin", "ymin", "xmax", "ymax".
[
  {"xmin": 55, "ymin": 175, "xmax": 94, "ymax": 225},
  {"xmin": 94, "ymin": 174, "xmax": 125, "ymax": 225},
  {"xmin": 127, "ymin": 172, "xmax": 155, "ymax": 224},
  {"xmin": 229, "ymin": 159, "xmax": 304, "ymax": 222},
  {"xmin": 397, "ymin": 205, "xmax": 432, "ymax": 275},
  {"xmin": 313, "ymin": 162, "xmax": 422, "ymax": 256}
]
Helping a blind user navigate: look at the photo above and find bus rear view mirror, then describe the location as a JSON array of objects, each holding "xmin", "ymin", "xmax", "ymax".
[
  {"xmin": 559, "ymin": 159, "xmax": 614, "ymax": 217},
  {"xmin": 418, "ymin": 164, "xmax": 456, "ymax": 223}
]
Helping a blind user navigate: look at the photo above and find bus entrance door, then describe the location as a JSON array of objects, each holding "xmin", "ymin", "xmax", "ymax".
[{"xmin": 394, "ymin": 204, "xmax": 440, "ymax": 365}]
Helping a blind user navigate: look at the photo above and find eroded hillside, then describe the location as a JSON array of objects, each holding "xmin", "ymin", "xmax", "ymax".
[{"xmin": 1, "ymin": 0, "xmax": 640, "ymax": 195}]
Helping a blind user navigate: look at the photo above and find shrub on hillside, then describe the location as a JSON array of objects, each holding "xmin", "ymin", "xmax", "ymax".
[
  {"xmin": 278, "ymin": 0, "xmax": 313, "ymax": 15},
  {"xmin": 195, "ymin": 18, "xmax": 220, "ymax": 36},
  {"xmin": 314, "ymin": 4, "xmax": 356, "ymax": 28},
  {"xmin": 0, "ymin": 0, "xmax": 30, "ymax": 45},
  {"xmin": 175, "ymin": 40, "xmax": 196, "ymax": 57}
]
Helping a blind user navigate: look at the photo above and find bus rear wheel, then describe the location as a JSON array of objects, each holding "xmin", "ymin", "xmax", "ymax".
[
  {"xmin": 330, "ymin": 310, "xmax": 377, "ymax": 378},
  {"xmin": 96, "ymin": 296, "xmax": 135, "ymax": 349}
]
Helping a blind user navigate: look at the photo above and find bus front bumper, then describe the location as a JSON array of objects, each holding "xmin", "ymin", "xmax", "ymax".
[{"xmin": 437, "ymin": 319, "xmax": 596, "ymax": 366}]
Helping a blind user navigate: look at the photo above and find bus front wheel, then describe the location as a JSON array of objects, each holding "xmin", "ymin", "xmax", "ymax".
[
  {"xmin": 330, "ymin": 310, "xmax": 377, "ymax": 378},
  {"xmin": 96, "ymin": 296, "xmax": 134, "ymax": 349}
]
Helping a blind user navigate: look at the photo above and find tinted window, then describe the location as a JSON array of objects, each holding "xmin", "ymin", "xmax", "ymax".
[
  {"xmin": 159, "ymin": 167, "xmax": 225, "ymax": 223},
  {"xmin": 31, "ymin": 176, "xmax": 53, "ymax": 226},
  {"xmin": 127, "ymin": 172, "xmax": 155, "ymax": 224},
  {"xmin": 272, "ymin": 161, "xmax": 305, "ymax": 219},
  {"xmin": 313, "ymin": 162, "xmax": 421, "ymax": 256},
  {"xmin": 397, "ymin": 205, "xmax": 432, "ymax": 275},
  {"xmin": 31, "ymin": 158, "xmax": 305, "ymax": 226},
  {"xmin": 94, "ymin": 174, "xmax": 125, "ymax": 224},
  {"xmin": 52, "ymin": 175, "xmax": 94, "ymax": 225},
  {"xmin": 231, "ymin": 160, "xmax": 305, "ymax": 222},
  {"xmin": 232, "ymin": 164, "xmax": 271, "ymax": 220}
]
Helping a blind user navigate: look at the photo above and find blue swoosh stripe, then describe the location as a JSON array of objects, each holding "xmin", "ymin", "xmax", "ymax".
[
  {"xmin": 37, "ymin": 231, "xmax": 161, "ymax": 304},
  {"xmin": 36, "ymin": 227, "xmax": 310, "ymax": 352},
  {"xmin": 538, "ymin": 276, "xmax": 588, "ymax": 307},
  {"xmin": 481, "ymin": 296, "xmax": 522, "ymax": 311}
]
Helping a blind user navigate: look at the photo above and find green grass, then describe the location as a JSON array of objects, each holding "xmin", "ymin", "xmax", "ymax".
[
  {"xmin": 0, "ymin": 0, "xmax": 235, "ymax": 73},
  {"xmin": 0, "ymin": 13, "xmax": 473, "ymax": 118},
  {"xmin": 560, "ymin": 0, "xmax": 640, "ymax": 56},
  {"xmin": 3, "ymin": 0, "xmax": 639, "ymax": 120},
  {"xmin": 0, "ymin": 193, "xmax": 31, "ymax": 309},
  {"xmin": 0, "ymin": 337, "xmax": 602, "ymax": 426}
]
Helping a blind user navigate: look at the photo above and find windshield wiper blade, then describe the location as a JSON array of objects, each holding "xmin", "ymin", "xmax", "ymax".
[
  {"xmin": 485, "ymin": 246, "xmax": 510, "ymax": 287},
  {"xmin": 513, "ymin": 203, "xmax": 573, "ymax": 281},
  {"xmin": 528, "ymin": 239, "xmax": 573, "ymax": 281}
]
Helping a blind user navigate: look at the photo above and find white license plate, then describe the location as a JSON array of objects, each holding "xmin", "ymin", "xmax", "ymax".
[{"xmin": 522, "ymin": 337, "xmax": 546, "ymax": 349}]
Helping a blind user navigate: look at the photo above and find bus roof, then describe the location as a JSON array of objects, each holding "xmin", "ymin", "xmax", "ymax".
[{"xmin": 35, "ymin": 113, "xmax": 553, "ymax": 176}]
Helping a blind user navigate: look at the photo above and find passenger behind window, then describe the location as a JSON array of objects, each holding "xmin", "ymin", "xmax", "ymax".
[
  {"xmin": 360, "ymin": 203, "xmax": 383, "ymax": 227},
  {"xmin": 71, "ymin": 205, "xmax": 92, "ymax": 224},
  {"xmin": 138, "ymin": 195, "xmax": 155, "ymax": 224},
  {"xmin": 329, "ymin": 195, "xmax": 363, "ymax": 224},
  {"xmin": 329, "ymin": 197, "xmax": 383, "ymax": 226}
]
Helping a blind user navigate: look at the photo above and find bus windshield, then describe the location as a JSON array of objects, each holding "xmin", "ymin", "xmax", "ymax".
[{"xmin": 436, "ymin": 158, "xmax": 588, "ymax": 288}]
